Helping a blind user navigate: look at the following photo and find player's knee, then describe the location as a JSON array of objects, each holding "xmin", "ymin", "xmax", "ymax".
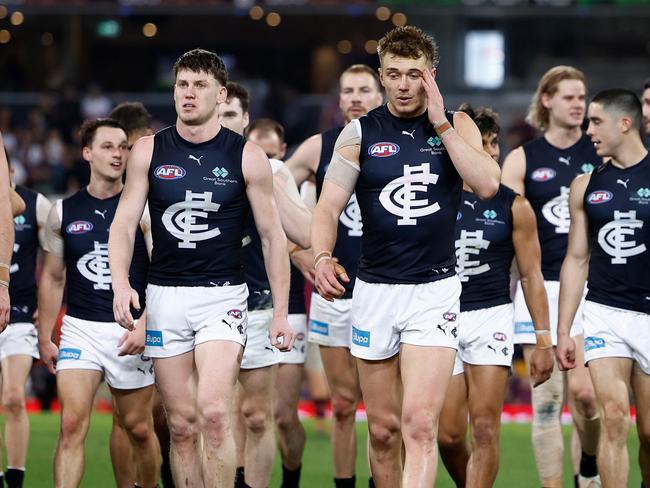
[
  {"xmin": 274, "ymin": 405, "xmax": 297, "ymax": 433},
  {"xmin": 470, "ymin": 415, "xmax": 500, "ymax": 449},
  {"xmin": 199, "ymin": 403, "xmax": 229, "ymax": 440},
  {"xmin": 243, "ymin": 404, "xmax": 272, "ymax": 435},
  {"xmin": 437, "ymin": 427, "xmax": 465, "ymax": 451},
  {"xmin": 368, "ymin": 418, "xmax": 401, "ymax": 452},
  {"xmin": 402, "ymin": 409, "xmax": 437, "ymax": 446},
  {"xmin": 330, "ymin": 393, "xmax": 356, "ymax": 423},
  {"xmin": 601, "ymin": 401, "xmax": 629, "ymax": 442},
  {"xmin": 60, "ymin": 411, "xmax": 88, "ymax": 444},
  {"xmin": 123, "ymin": 417, "xmax": 153, "ymax": 445},
  {"xmin": 2, "ymin": 389, "xmax": 26, "ymax": 417},
  {"xmin": 570, "ymin": 385, "xmax": 598, "ymax": 418},
  {"xmin": 168, "ymin": 413, "xmax": 198, "ymax": 445}
]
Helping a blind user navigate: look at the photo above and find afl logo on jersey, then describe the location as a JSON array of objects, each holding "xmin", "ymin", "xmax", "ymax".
[
  {"xmin": 155, "ymin": 165, "xmax": 186, "ymax": 180},
  {"xmin": 531, "ymin": 168, "xmax": 556, "ymax": 182},
  {"xmin": 368, "ymin": 142, "xmax": 400, "ymax": 158},
  {"xmin": 587, "ymin": 191, "xmax": 613, "ymax": 205},
  {"xmin": 66, "ymin": 221, "xmax": 93, "ymax": 235}
]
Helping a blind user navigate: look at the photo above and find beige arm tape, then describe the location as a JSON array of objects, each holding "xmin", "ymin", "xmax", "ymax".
[
  {"xmin": 324, "ymin": 120, "xmax": 361, "ymax": 193},
  {"xmin": 43, "ymin": 200, "xmax": 64, "ymax": 257}
]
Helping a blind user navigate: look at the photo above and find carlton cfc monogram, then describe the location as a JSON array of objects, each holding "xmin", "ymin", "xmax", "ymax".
[
  {"xmin": 379, "ymin": 163, "xmax": 440, "ymax": 226},
  {"xmin": 162, "ymin": 190, "xmax": 222, "ymax": 248}
]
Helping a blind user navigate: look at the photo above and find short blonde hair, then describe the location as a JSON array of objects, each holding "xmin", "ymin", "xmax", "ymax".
[{"xmin": 526, "ymin": 65, "xmax": 585, "ymax": 131}]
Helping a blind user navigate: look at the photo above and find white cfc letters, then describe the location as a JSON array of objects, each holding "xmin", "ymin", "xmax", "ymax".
[
  {"xmin": 77, "ymin": 241, "xmax": 111, "ymax": 290},
  {"xmin": 162, "ymin": 190, "xmax": 222, "ymax": 249},
  {"xmin": 598, "ymin": 210, "xmax": 646, "ymax": 264},
  {"xmin": 542, "ymin": 186, "xmax": 570, "ymax": 234},
  {"xmin": 379, "ymin": 163, "xmax": 440, "ymax": 225},
  {"xmin": 455, "ymin": 230, "xmax": 491, "ymax": 282}
]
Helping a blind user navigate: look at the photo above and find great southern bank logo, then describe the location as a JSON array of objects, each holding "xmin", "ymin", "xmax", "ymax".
[
  {"xmin": 155, "ymin": 165, "xmax": 186, "ymax": 180},
  {"xmin": 368, "ymin": 142, "xmax": 400, "ymax": 158}
]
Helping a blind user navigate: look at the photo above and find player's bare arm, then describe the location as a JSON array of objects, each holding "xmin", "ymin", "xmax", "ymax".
[
  {"xmin": 108, "ymin": 135, "xmax": 153, "ymax": 331},
  {"xmin": 511, "ymin": 194, "xmax": 553, "ymax": 387},
  {"xmin": 273, "ymin": 163, "xmax": 312, "ymax": 249},
  {"xmin": 311, "ymin": 124, "xmax": 359, "ymax": 301},
  {"xmin": 501, "ymin": 147, "xmax": 527, "ymax": 196},
  {"xmin": 556, "ymin": 174, "xmax": 591, "ymax": 371},
  {"xmin": 10, "ymin": 187, "xmax": 26, "ymax": 217},
  {"xmin": 37, "ymin": 203, "xmax": 67, "ymax": 374},
  {"xmin": 243, "ymin": 141, "xmax": 295, "ymax": 351},
  {"xmin": 0, "ymin": 132, "xmax": 15, "ymax": 329},
  {"xmin": 421, "ymin": 69, "xmax": 500, "ymax": 199},
  {"xmin": 286, "ymin": 133, "xmax": 321, "ymax": 186}
]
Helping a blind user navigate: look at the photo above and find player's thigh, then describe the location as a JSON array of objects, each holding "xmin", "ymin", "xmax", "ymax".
[
  {"xmin": 56, "ymin": 369, "xmax": 103, "ymax": 424},
  {"xmin": 195, "ymin": 340, "xmax": 242, "ymax": 407},
  {"xmin": 1, "ymin": 354, "xmax": 34, "ymax": 398},
  {"xmin": 111, "ymin": 384, "xmax": 156, "ymax": 428},
  {"xmin": 320, "ymin": 346, "xmax": 359, "ymax": 398},
  {"xmin": 631, "ymin": 362, "xmax": 650, "ymax": 440},
  {"xmin": 439, "ymin": 372, "xmax": 469, "ymax": 442},
  {"xmin": 567, "ymin": 334, "xmax": 596, "ymax": 401},
  {"xmin": 356, "ymin": 355, "xmax": 401, "ymax": 433},
  {"xmin": 275, "ymin": 363, "xmax": 303, "ymax": 413},
  {"xmin": 400, "ymin": 343, "xmax": 455, "ymax": 416},
  {"xmin": 587, "ymin": 357, "xmax": 632, "ymax": 412},
  {"xmin": 153, "ymin": 350, "xmax": 197, "ymax": 420},
  {"xmin": 239, "ymin": 365, "xmax": 277, "ymax": 414}
]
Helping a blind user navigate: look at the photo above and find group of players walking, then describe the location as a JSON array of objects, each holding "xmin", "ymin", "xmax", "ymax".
[{"xmin": 0, "ymin": 24, "xmax": 649, "ymax": 488}]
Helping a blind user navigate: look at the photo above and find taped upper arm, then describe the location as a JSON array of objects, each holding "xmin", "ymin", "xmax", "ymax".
[
  {"xmin": 36, "ymin": 193, "xmax": 53, "ymax": 249},
  {"xmin": 43, "ymin": 200, "xmax": 64, "ymax": 257}
]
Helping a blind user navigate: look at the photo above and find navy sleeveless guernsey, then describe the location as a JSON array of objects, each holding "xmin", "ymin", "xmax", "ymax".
[
  {"xmin": 62, "ymin": 189, "xmax": 148, "ymax": 322},
  {"xmin": 455, "ymin": 185, "xmax": 517, "ymax": 312},
  {"xmin": 9, "ymin": 186, "xmax": 39, "ymax": 324},
  {"xmin": 316, "ymin": 127, "xmax": 361, "ymax": 299},
  {"xmin": 523, "ymin": 134, "xmax": 600, "ymax": 280},
  {"xmin": 148, "ymin": 126, "xmax": 249, "ymax": 287},
  {"xmin": 356, "ymin": 105, "xmax": 461, "ymax": 284},
  {"xmin": 584, "ymin": 156, "xmax": 650, "ymax": 313},
  {"xmin": 242, "ymin": 213, "xmax": 272, "ymax": 310},
  {"xmin": 288, "ymin": 264, "xmax": 306, "ymax": 315}
]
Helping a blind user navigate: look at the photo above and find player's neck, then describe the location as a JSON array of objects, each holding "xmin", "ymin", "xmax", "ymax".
[
  {"xmin": 610, "ymin": 139, "xmax": 649, "ymax": 169},
  {"xmin": 386, "ymin": 101, "xmax": 427, "ymax": 119},
  {"xmin": 544, "ymin": 124, "xmax": 582, "ymax": 149},
  {"xmin": 176, "ymin": 116, "xmax": 222, "ymax": 144},
  {"xmin": 87, "ymin": 175, "xmax": 123, "ymax": 200}
]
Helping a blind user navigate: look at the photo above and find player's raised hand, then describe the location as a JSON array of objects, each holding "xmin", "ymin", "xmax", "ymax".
[{"xmin": 421, "ymin": 69, "xmax": 446, "ymax": 126}]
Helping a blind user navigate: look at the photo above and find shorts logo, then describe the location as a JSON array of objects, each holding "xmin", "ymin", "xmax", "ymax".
[
  {"xmin": 493, "ymin": 332, "xmax": 507, "ymax": 342},
  {"xmin": 296, "ymin": 332, "xmax": 306, "ymax": 341},
  {"xmin": 437, "ymin": 323, "xmax": 458, "ymax": 338},
  {"xmin": 531, "ymin": 168, "xmax": 556, "ymax": 182},
  {"xmin": 368, "ymin": 142, "xmax": 400, "ymax": 158},
  {"xmin": 145, "ymin": 330, "xmax": 164, "ymax": 347},
  {"xmin": 352, "ymin": 326, "xmax": 370, "ymax": 347},
  {"xmin": 443, "ymin": 312, "xmax": 457, "ymax": 322},
  {"xmin": 587, "ymin": 190, "xmax": 613, "ymax": 205},
  {"xmin": 514, "ymin": 321, "xmax": 534, "ymax": 334},
  {"xmin": 155, "ymin": 165, "xmax": 186, "ymax": 180},
  {"xmin": 66, "ymin": 221, "xmax": 93, "ymax": 234},
  {"xmin": 227, "ymin": 309, "xmax": 243, "ymax": 320},
  {"xmin": 584, "ymin": 336, "xmax": 605, "ymax": 351},
  {"xmin": 309, "ymin": 320, "xmax": 329, "ymax": 336},
  {"xmin": 59, "ymin": 348, "xmax": 81, "ymax": 360}
]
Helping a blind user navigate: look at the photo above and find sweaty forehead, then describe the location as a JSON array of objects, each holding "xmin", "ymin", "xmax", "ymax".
[{"xmin": 381, "ymin": 54, "xmax": 430, "ymax": 72}]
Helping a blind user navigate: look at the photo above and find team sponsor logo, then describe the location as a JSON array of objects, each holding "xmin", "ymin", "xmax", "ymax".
[
  {"xmin": 483, "ymin": 209, "xmax": 497, "ymax": 220},
  {"xmin": 368, "ymin": 142, "xmax": 400, "ymax": 158},
  {"xmin": 14, "ymin": 215, "xmax": 25, "ymax": 225},
  {"xmin": 542, "ymin": 186, "xmax": 571, "ymax": 234},
  {"xmin": 581, "ymin": 163, "xmax": 595, "ymax": 173},
  {"xmin": 212, "ymin": 166, "xmax": 229, "ymax": 178},
  {"xmin": 154, "ymin": 165, "xmax": 186, "ymax": 180},
  {"xmin": 443, "ymin": 312, "xmax": 457, "ymax": 322},
  {"xmin": 379, "ymin": 163, "xmax": 440, "ymax": 226},
  {"xmin": 162, "ymin": 190, "xmax": 221, "ymax": 249},
  {"xmin": 145, "ymin": 330, "xmax": 164, "ymax": 347},
  {"xmin": 587, "ymin": 190, "xmax": 613, "ymax": 205},
  {"xmin": 584, "ymin": 336, "xmax": 605, "ymax": 351},
  {"xmin": 59, "ymin": 348, "xmax": 82, "ymax": 360},
  {"xmin": 638, "ymin": 188, "xmax": 650, "ymax": 198},
  {"xmin": 339, "ymin": 193, "xmax": 363, "ymax": 237},
  {"xmin": 493, "ymin": 332, "xmax": 507, "ymax": 342},
  {"xmin": 227, "ymin": 309, "xmax": 243, "ymax": 320},
  {"xmin": 77, "ymin": 241, "xmax": 111, "ymax": 290},
  {"xmin": 531, "ymin": 168, "xmax": 556, "ymax": 182},
  {"xmin": 66, "ymin": 220, "xmax": 93, "ymax": 235},
  {"xmin": 427, "ymin": 136, "xmax": 442, "ymax": 147},
  {"xmin": 455, "ymin": 229, "xmax": 491, "ymax": 283},
  {"xmin": 352, "ymin": 326, "xmax": 370, "ymax": 347},
  {"xmin": 598, "ymin": 210, "xmax": 646, "ymax": 264},
  {"xmin": 514, "ymin": 321, "xmax": 534, "ymax": 334},
  {"xmin": 309, "ymin": 319, "xmax": 329, "ymax": 336}
]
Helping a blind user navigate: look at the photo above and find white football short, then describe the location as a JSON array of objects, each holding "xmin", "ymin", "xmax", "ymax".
[
  {"xmin": 0, "ymin": 322, "xmax": 39, "ymax": 361},
  {"xmin": 308, "ymin": 293, "xmax": 353, "ymax": 348},
  {"xmin": 241, "ymin": 308, "xmax": 279, "ymax": 370},
  {"xmin": 280, "ymin": 313, "xmax": 308, "ymax": 365}
]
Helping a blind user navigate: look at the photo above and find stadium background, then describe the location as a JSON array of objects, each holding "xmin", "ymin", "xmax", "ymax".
[{"xmin": 0, "ymin": 0, "xmax": 648, "ymax": 485}]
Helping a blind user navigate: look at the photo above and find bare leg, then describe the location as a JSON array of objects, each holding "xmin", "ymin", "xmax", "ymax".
[
  {"xmin": 631, "ymin": 363, "xmax": 650, "ymax": 487},
  {"xmin": 1, "ymin": 356, "xmax": 34, "ymax": 469},
  {"xmin": 274, "ymin": 363, "xmax": 306, "ymax": 471},
  {"xmin": 109, "ymin": 398, "xmax": 136, "ymax": 488},
  {"xmin": 438, "ymin": 372, "xmax": 469, "ymax": 487}
]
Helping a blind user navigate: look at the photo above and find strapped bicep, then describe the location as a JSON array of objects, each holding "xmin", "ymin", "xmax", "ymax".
[
  {"xmin": 43, "ymin": 200, "xmax": 64, "ymax": 257},
  {"xmin": 325, "ymin": 120, "xmax": 362, "ymax": 193}
]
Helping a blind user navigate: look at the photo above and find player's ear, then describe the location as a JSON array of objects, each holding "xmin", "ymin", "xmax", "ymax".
[{"xmin": 82, "ymin": 146, "xmax": 92, "ymax": 163}]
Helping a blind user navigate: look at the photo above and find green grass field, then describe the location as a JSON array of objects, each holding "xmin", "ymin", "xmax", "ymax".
[{"xmin": 6, "ymin": 413, "xmax": 642, "ymax": 487}]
